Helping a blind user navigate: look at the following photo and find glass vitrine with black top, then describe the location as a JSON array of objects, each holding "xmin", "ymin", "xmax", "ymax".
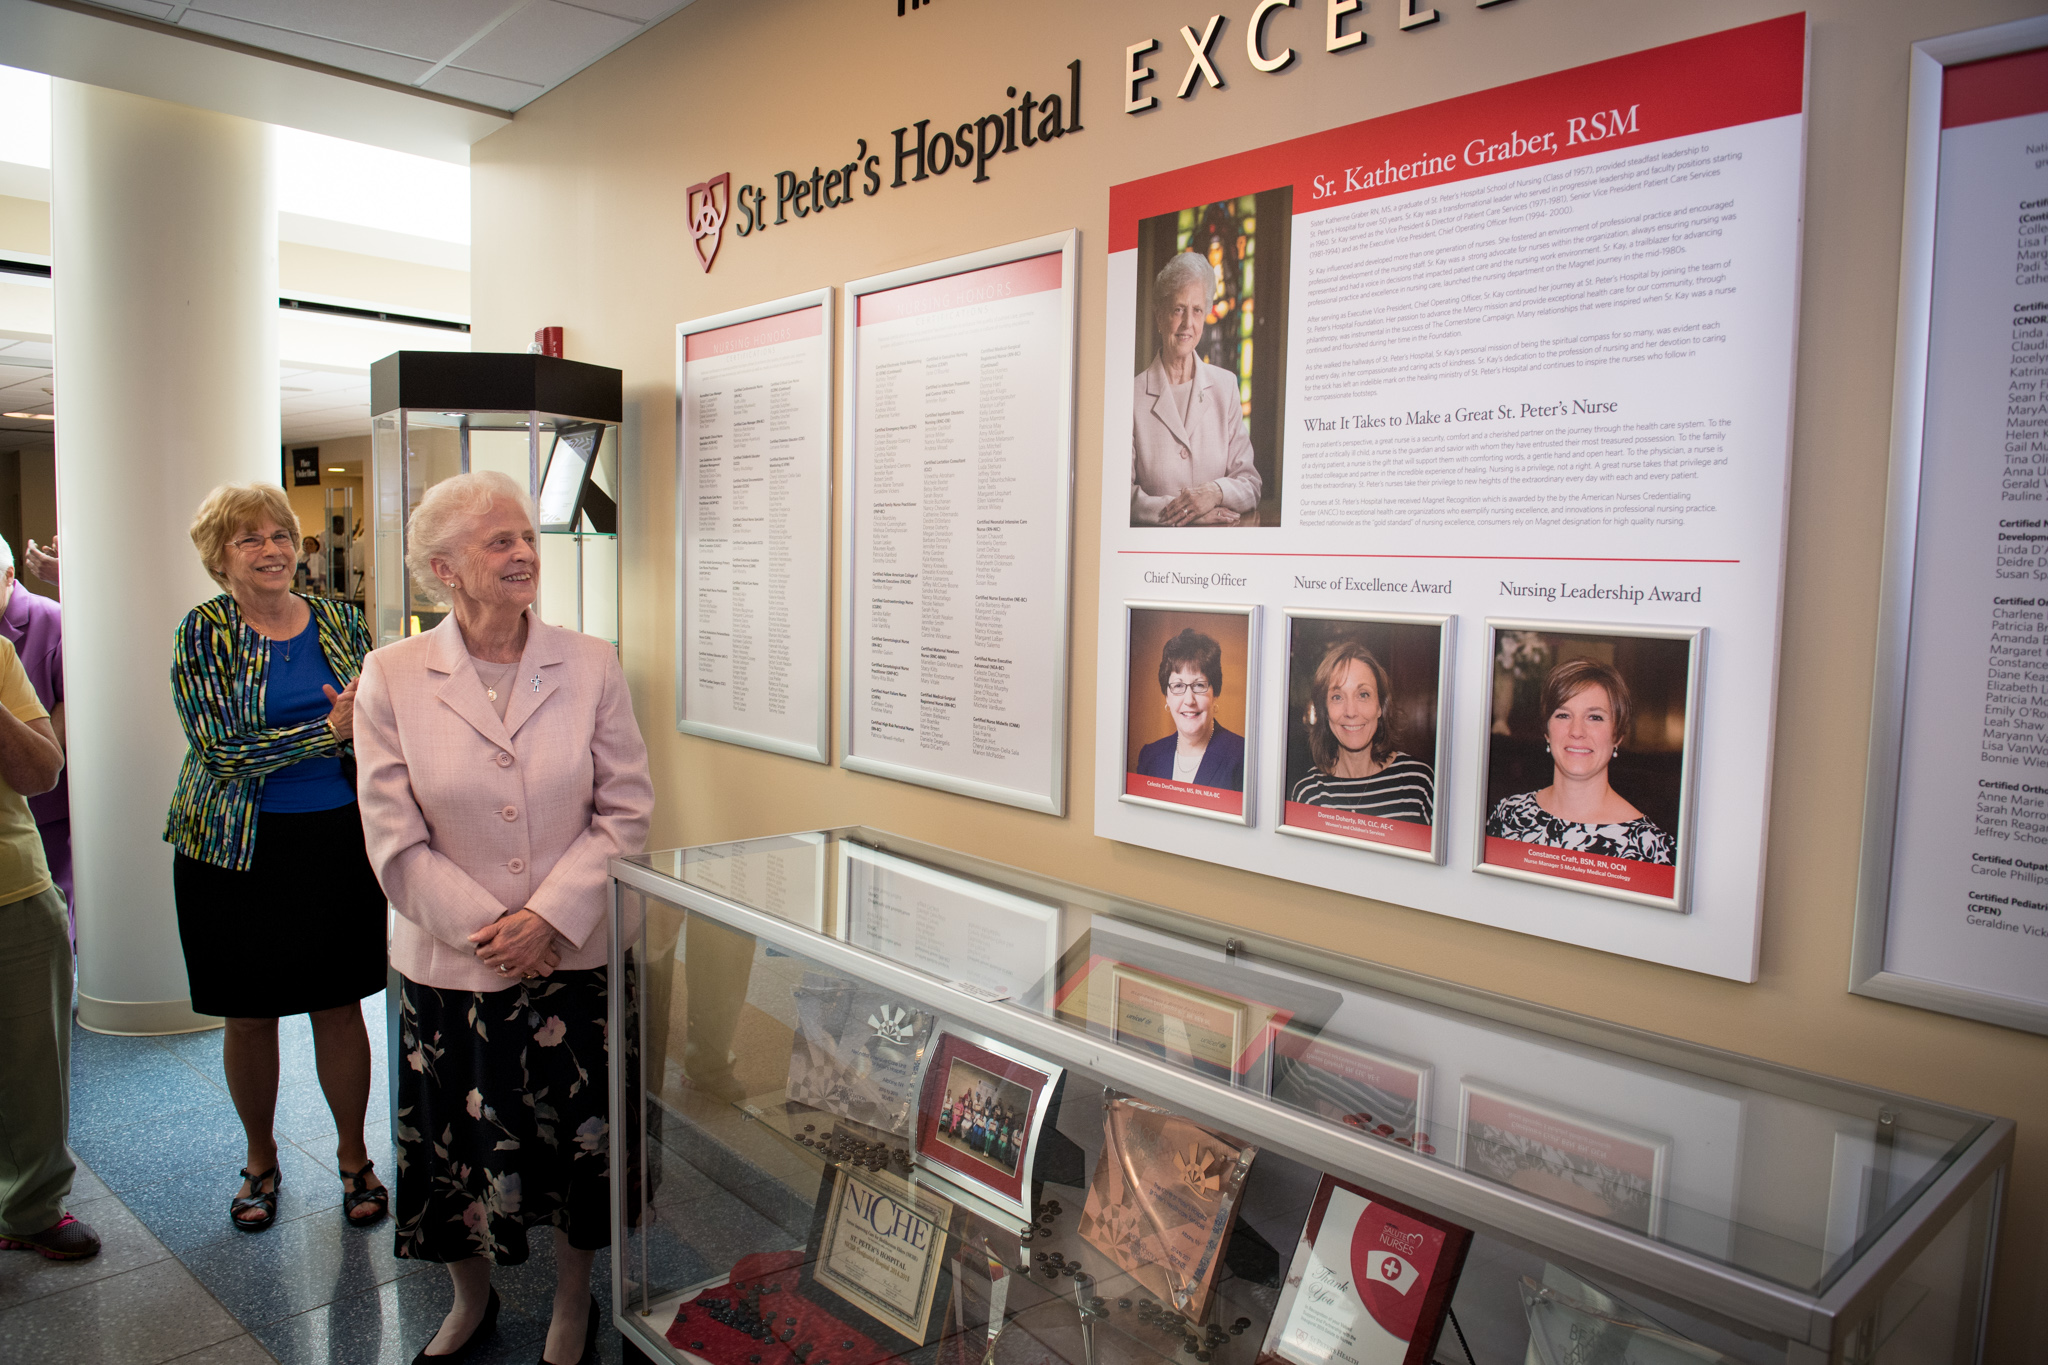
[{"xmin": 609, "ymin": 830, "xmax": 2009, "ymax": 1365}]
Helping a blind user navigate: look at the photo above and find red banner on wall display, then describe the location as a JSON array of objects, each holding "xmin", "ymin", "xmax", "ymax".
[
  {"xmin": 1482, "ymin": 838, "xmax": 1676, "ymax": 900},
  {"xmin": 683, "ymin": 305, "xmax": 823, "ymax": 361},
  {"xmin": 857, "ymin": 252, "xmax": 1063, "ymax": 326},
  {"xmin": 1125, "ymin": 772, "xmax": 1242, "ymax": 816},
  {"xmin": 1284, "ymin": 802, "xmax": 1433, "ymax": 852},
  {"xmin": 1108, "ymin": 13, "xmax": 1805, "ymax": 250}
]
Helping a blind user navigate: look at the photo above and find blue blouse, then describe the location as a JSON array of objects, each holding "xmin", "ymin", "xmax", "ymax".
[{"xmin": 259, "ymin": 618, "xmax": 355, "ymax": 813}]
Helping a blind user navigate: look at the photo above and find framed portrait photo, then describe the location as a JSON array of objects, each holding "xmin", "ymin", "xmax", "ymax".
[
  {"xmin": 1120, "ymin": 601, "xmax": 1260, "ymax": 824},
  {"xmin": 911, "ymin": 1029, "xmax": 1063, "ymax": 1225},
  {"xmin": 1278, "ymin": 610, "xmax": 1451, "ymax": 864},
  {"xmin": 1473, "ymin": 620, "xmax": 1703, "ymax": 912},
  {"xmin": 1258, "ymin": 1174, "xmax": 1471, "ymax": 1365},
  {"xmin": 1456, "ymin": 1082, "xmax": 1669, "ymax": 1238},
  {"xmin": 801, "ymin": 1162, "xmax": 957, "ymax": 1351}
]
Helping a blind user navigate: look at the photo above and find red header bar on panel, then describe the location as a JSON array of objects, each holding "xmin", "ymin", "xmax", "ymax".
[
  {"xmin": 684, "ymin": 305, "xmax": 823, "ymax": 361},
  {"xmin": 858, "ymin": 252, "xmax": 1063, "ymax": 327},
  {"xmin": 1942, "ymin": 45, "xmax": 2048, "ymax": 130},
  {"xmin": 1108, "ymin": 14, "xmax": 1806, "ymax": 251}
]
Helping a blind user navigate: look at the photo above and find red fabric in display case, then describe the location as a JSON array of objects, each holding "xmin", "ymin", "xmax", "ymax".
[{"xmin": 666, "ymin": 1251, "xmax": 894, "ymax": 1365}]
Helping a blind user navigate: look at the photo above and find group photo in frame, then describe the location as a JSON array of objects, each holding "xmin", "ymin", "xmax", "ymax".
[
  {"xmin": 911, "ymin": 1029, "xmax": 1063, "ymax": 1224},
  {"xmin": 1121, "ymin": 601, "xmax": 1259, "ymax": 824},
  {"xmin": 1278, "ymin": 610, "xmax": 1451, "ymax": 863},
  {"xmin": 1128, "ymin": 185, "xmax": 1293, "ymax": 529},
  {"xmin": 1474, "ymin": 621, "xmax": 1703, "ymax": 911},
  {"xmin": 1456, "ymin": 1082, "xmax": 1669, "ymax": 1238}
]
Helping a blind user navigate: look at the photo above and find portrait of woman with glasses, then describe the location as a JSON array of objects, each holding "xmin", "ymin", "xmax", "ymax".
[{"xmin": 1132, "ymin": 627, "xmax": 1245, "ymax": 792}]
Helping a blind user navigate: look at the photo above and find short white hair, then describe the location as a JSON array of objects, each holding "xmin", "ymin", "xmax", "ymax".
[
  {"xmin": 405, "ymin": 471, "xmax": 535, "ymax": 607},
  {"xmin": 1153, "ymin": 251, "xmax": 1216, "ymax": 314},
  {"xmin": 0, "ymin": 534, "xmax": 14, "ymax": 574}
]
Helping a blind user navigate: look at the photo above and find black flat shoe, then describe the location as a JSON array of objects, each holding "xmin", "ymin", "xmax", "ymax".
[
  {"xmin": 229, "ymin": 1166, "xmax": 280, "ymax": 1233},
  {"xmin": 538, "ymin": 1294, "xmax": 600, "ymax": 1365},
  {"xmin": 412, "ymin": 1286, "xmax": 500, "ymax": 1363}
]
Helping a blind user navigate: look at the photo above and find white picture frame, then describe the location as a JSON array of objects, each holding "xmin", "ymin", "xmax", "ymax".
[
  {"xmin": 675, "ymin": 288, "xmax": 835, "ymax": 763},
  {"xmin": 839, "ymin": 232, "xmax": 1079, "ymax": 814}
]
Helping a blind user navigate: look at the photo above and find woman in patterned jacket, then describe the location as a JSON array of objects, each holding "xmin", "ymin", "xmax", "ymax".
[
  {"xmin": 1484, "ymin": 657, "xmax": 1674, "ymax": 866},
  {"xmin": 166, "ymin": 483, "xmax": 388, "ymax": 1235}
]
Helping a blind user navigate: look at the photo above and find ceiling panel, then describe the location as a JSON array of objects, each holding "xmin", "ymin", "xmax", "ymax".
[
  {"xmin": 73, "ymin": 0, "xmax": 699, "ymax": 112},
  {"xmin": 458, "ymin": 0, "xmax": 640, "ymax": 86},
  {"xmin": 188, "ymin": 0, "xmax": 514, "ymax": 63},
  {"xmin": 175, "ymin": 11, "xmax": 437, "ymax": 87},
  {"xmin": 420, "ymin": 66, "xmax": 544, "ymax": 110}
]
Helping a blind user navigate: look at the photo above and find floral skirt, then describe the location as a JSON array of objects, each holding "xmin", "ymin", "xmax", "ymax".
[{"xmin": 393, "ymin": 966, "xmax": 613, "ymax": 1263}]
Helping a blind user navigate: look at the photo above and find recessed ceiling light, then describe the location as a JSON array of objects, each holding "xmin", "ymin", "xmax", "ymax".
[
  {"xmin": 2, "ymin": 412, "xmax": 53, "ymax": 421},
  {"xmin": 327, "ymin": 466, "xmax": 347, "ymax": 472}
]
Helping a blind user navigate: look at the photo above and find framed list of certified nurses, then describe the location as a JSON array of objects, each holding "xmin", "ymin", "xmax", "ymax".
[
  {"xmin": 676, "ymin": 290, "xmax": 834, "ymax": 762},
  {"xmin": 1093, "ymin": 17, "xmax": 1809, "ymax": 981},
  {"xmin": 1854, "ymin": 18, "xmax": 2048, "ymax": 1035},
  {"xmin": 842, "ymin": 232, "xmax": 1078, "ymax": 815}
]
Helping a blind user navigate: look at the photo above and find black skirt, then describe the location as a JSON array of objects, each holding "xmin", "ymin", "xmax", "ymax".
[
  {"xmin": 172, "ymin": 803, "xmax": 388, "ymax": 1019},
  {"xmin": 392, "ymin": 966, "xmax": 613, "ymax": 1264}
]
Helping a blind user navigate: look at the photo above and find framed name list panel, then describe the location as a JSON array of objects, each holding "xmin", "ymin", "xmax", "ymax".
[
  {"xmin": 677, "ymin": 289, "xmax": 834, "ymax": 762},
  {"xmin": 841, "ymin": 232, "xmax": 1078, "ymax": 814},
  {"xmin": 1855, "ymin": 18, "xmax": 2048, "ymax": 1035}
]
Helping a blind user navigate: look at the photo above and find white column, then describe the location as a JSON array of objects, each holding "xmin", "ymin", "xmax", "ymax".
[{"xmin": 52, "ymin": 81, "xmax": 277, "ymax": 1034}]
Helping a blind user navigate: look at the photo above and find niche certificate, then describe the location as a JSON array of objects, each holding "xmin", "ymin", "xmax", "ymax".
[
  {"xmin": 813, "ymin": 1166, "xmax": 953, "ymax": 1343},
  {"xmin": 678, "ymin": 292, "xmax": 833, "ymax": 762},
  {"xmin": 843, "ymin": 235, "xmax": 1077, "ymax": 814}
]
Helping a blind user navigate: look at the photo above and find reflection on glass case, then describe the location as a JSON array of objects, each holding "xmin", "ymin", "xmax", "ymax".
[
  {"xmin": 610, "ymin": 831, "xmax": 2010, "ymax": 1365},
  {"xmin": 368, "ymin": 351, "xmax": 623, "ymax": 648}
]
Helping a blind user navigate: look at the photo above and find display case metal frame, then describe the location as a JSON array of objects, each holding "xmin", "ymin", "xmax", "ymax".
[{"xmin": 611, "ymin": 831, "xmax": 2011, "ymax": 1364}]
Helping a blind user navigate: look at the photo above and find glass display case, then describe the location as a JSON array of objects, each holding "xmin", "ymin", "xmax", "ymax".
[
  {"xmin": 369, "ymin": 350, "xmax": 622, "ymax": 649},
  {"xmin": 609, "ymin": 831, "xmax": 2010, "ymax": 1365}
]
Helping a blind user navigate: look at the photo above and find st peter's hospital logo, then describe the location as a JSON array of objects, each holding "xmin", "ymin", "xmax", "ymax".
[{"xmin": 687, "ymin": 172, "xmax": 731, "ymax": 273}]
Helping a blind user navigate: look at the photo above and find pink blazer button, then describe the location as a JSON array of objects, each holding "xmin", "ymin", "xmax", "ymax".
[
  {"xmin": 501, "ymin": 805, "xmax": 518, "ymax": 821},
  {"xmin": 508, "ymin": 858, "xmax": 525, "ymax": 873},
  {"xmin": 496, "ymin": 752, "xmax": 513, "ymax": 767}
]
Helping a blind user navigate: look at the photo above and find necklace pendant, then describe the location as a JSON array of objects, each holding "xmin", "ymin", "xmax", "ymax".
[{"xmin": 486, "ymin": 687, "xmax": 497, "ymax": 701}]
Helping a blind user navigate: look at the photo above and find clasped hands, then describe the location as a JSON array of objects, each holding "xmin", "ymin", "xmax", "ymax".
[
  {"xmin": 1158, "ymin": 482, "xmax": 1238, "ymax": 527},
  {"xmin": 472, "ymin": 907, "xmax": 562, "ymax": 981}
]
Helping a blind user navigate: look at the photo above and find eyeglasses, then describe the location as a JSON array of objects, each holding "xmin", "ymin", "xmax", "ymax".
[
  {"xmin": 231, "ymin": 530, "xmax": 297, "ymax": 553},
  {"xmin": 1166, "ymin": 680, "xmax": 1213, "ymax": 697}
]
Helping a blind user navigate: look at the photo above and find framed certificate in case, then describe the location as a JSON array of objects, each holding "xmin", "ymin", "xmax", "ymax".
[{"xmin": 802, "ymin": 1163, "xmax": 958, "ymax": 1350}]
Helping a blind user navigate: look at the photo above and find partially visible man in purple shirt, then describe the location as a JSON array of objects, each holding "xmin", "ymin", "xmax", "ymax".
[{"xmin": 0, "ymin": 538, "xmax": 67, "ymax": 942}]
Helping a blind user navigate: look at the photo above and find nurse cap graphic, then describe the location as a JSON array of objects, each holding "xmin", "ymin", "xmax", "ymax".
[{"xmin": 1350, "ymin": 1208, "xmax": 1439, "ymax": 1343}]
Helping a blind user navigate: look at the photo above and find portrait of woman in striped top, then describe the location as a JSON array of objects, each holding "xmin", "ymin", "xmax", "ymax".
[{"xmin": 1288, "ymin": 639, "xmax": 1435, "ymax": 826}]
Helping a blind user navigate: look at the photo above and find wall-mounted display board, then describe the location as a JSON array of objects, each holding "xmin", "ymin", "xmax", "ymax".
[
  {"xmin": 842, "ymin": 232, "xmax": 1078, "ymax": 814},
  {"xmin": 1854, "ymin": 17, "xmax": 2048, "ymax": 1036},
  {"xmin": 676, "ymin": 290, "xmax": 834, "ymax": 762},
  {"xmin": 1093, "ymin": 17, "xmax": 1809, "ymax": 981}
]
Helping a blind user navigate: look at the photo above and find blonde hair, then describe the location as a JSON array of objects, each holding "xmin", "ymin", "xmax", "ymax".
[
  {"xmin": 405, "ymin": 471, "xmax": 536, "ymax": 607},
  {"xmin": 190, "ymin": 483, "xmax": 299, "ymax": 589}
]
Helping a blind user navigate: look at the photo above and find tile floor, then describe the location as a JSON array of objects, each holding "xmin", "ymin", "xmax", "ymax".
[{"xmin": 0, "ymin": 995, "xmax": 632, "ymax": 1365}]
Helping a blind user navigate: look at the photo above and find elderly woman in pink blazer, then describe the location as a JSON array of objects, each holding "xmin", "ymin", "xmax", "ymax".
[
  {"xmin": 1131, "ymin": 251, "xmax": 1263, "ymax": 528},
  {"xmin": 355, "ymin": 470, "xmax": 652, "ymax": 1365}
]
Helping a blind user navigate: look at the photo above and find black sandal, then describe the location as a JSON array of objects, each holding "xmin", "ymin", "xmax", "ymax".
[
  {"xmin": 230, "ymin": 1166, "xmax": 280, "ymax": 1233},
  {"xmin": 340, "ymin": 1161, "xmax": 389, "ymax": 1227}
]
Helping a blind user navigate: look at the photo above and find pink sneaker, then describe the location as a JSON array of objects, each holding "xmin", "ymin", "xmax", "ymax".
[{"xmin": 0, "ymin": 1212, "xmax": 101, "ymax": 1261}]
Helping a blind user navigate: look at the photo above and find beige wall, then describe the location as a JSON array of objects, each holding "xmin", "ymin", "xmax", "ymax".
[{"xmin": 469, "ymin": 0, "xmax": 2048, "ymax": 1354}]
